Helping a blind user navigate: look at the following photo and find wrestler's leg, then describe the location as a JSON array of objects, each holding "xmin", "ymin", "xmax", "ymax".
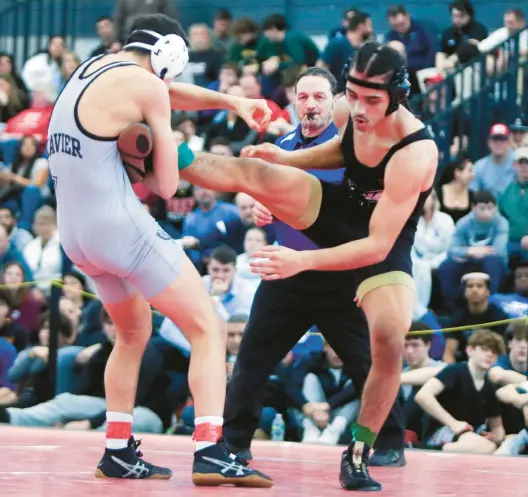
[{"xmin": 181, "ymin": 152, "xmax": 322, "ymax": 230}]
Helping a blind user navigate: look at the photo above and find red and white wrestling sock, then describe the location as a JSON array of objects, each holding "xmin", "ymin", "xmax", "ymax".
[
  {"xmin": 193, "ymin": 416, "xmax": 223, "ymax": 452},
  {"xmin": 106, "ymin": 412, "xmax": 133, "ymax": 450}
]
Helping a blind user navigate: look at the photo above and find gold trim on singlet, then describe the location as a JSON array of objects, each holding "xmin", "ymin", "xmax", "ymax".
[{"xmin": 356, "ymin": 271, "xmax": 415, "ymax": 302}]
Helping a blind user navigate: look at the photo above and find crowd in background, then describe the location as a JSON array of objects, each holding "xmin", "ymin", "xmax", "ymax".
[{"xmin": 0, "ymin": 0, "xmax": 527, "ymax": 458}]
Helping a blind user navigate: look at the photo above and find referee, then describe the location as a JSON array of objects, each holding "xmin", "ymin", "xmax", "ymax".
[{"xmin": 223, "ymin": 67, "xmax": 406, "ymax": 467}]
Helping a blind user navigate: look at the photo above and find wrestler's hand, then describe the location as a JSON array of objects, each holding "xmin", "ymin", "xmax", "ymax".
[
  {"xmin": 252, "ymin": 202, "xmax": 274, "ymax": 227},
  {"xmin": 241, "ymin": 142, "xmax": 285, "ymax": 163},
  {"xmin": 231, "ymin": 97, "xmax": 272, "ymax": 132},
  {"xmin": 450, "ymin": 420, "xmax": 473, "ymax": 435},
  {"xmin": 250, "ymin": 246, "xmax": 310, "ymax": 280}
]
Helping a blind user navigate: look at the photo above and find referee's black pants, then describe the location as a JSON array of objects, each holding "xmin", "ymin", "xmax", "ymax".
[{"xmin": 223, "ymin": 270, "xmax": 405, "ymax": 451}]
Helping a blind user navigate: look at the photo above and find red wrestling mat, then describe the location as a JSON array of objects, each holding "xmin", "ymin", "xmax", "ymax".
[{"xmin": 0, "ymin": 426, "xmax": 524, "ymax": 496}]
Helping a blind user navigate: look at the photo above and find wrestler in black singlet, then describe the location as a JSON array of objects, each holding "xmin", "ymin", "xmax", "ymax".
[{"xmin": 302, "ymin": 117, "xmax": 434, "ymax": 288}]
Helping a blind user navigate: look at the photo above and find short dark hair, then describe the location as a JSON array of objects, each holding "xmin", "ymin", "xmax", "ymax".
[
  {"xmin": 295, "ymin": 67, "xmax": 338, "ymax": 95},
  {"xmin": 262, "ymin": 14, "xmax": 287, "ymax": 32},
  {"xmin": 344, "ymin": 7, "xmax": 360, "ymax": 18},
  {"xmin": 505, "ymin": 321, "xmax": 528, "ymax": 342},
  {"xmin": 210, "ymin": 245, "xmax": 237, "ymax": 265},
  {"xmin": 472, "ymin": 190, "xmax": 496, "ymax": 206},
  {"xmin": 407, "ymin": 321, "xmax": 433, "ymax": 344},
  {"xmin": 387, "ymin": 5, "xmax": 407, "ymax": 17},
  {"xmin": 449, "ymin": 0, "xmax": 475, "ymax": 18},
  {"xmin": 348, "ymin": 11, "xmax": 371, "ymax": 32},
  {"xmin": 126, "ymin": 14, "xmax": 189, "ymax": 47},
  {"xmin": 215, "ymin": 8, "xmax": 232, "ymax": 21},
  {"xmin": 231, "ymin": 17, "xmax": 260, "ymax": 36}
]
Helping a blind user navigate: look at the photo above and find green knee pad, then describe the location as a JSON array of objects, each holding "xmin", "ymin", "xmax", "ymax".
[{"xmin": 178, "ymin": 141, "xmax": 195, "ymax": 170}]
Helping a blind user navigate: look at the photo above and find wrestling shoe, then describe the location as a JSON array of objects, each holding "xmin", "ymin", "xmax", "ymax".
[
  {"xmin": 95, "ymin": 437, "xmax": 172, "ymax": 479},
  {"xmin": 370, "ymin": 448, "xmax": 406, "ymax": 467},
  {"xmin": 340, "ymin": 442, "xmax": 381, "ymax": 491},
  {"xmin": 192, "ymin": 441, "xmax": 273, "ymax": 487}
]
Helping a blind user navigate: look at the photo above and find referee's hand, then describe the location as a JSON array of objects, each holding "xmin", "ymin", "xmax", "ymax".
[{"xmin": 252, "ymin": 202, "xmax": 274, "ymax": 227}]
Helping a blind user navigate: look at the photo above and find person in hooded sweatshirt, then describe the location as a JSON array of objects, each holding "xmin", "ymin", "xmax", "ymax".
[{"xmin": 437, "ymin": 190, "xmax": 509, "ymax": 309}]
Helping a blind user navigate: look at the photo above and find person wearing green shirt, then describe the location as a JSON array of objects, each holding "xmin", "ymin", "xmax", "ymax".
[{"xmin": 499, "ymin": 147, "xmax": 528, "ymax": 260}]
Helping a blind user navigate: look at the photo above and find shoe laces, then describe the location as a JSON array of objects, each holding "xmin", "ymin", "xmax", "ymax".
[{"xmin": 132, "ymin": 438, "xmax": 144, "ymax": 458}]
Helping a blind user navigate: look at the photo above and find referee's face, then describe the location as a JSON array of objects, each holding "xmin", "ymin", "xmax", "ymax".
[{"xmin": 295, "ymin": 75, "xmax": 334, "ymax": 137}]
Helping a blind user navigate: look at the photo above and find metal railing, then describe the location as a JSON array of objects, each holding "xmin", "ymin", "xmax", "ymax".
[
  {"xmin": 0, "ymin": 0, "xmax": 79, "ymax": 68},
  {"xmin": 411, "ymin": 28, "xmax": 528, "ymax": 170}
]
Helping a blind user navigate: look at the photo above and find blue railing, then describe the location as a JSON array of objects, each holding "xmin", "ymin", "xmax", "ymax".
[
  {"xmin": 0, "ymin": 0, "xmax": 79, "ymax": 67},
  {"xmin": 411, "ymin": 28, "xmax": 528, "ymax": 170}
]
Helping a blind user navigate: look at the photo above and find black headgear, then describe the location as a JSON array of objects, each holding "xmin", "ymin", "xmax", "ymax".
[{"xmin": 341, "ymin": 48, "xmax": 411, "ymax": 116}]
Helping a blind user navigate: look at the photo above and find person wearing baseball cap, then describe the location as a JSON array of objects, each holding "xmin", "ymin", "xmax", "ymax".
[
  {"xmin": 470, "ymin": 123, "xmax": 515, "ymax": 198},
  {"xmin": 499, "ymin": 146, "xmax": 528, "ymax": 260},
  {"xmin": 510, "ymin": 115, "xmax": 528, "ymax": 148}
]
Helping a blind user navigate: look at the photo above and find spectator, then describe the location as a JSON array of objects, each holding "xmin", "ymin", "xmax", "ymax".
[
  {"xmin": 510, "ymin": 116, "xmax": 528, "ymax": 149},
  {"xmin": 0, "ymin": 75, "xmax": 26, "ymax": 123},
  {"xmin": 225, "ymin": 313, "xmax": 247, "ymax": 375},
  {"xmin": 2, "ymin": 81, "xmax": 56, "ymax": 148},
  {"xmin": 416, "ymin": 329, "xmax": 505, "ymax": 453},
  {"xmin": 229, "ymin": 18, "xmax": 263, "ymax": 74},
  {"xmin": 61, "ymin": 271, "xmax": 89, "ymax": 312},
  {"xmin": 5, "ymin": 135, "xmax": 49, "ymax": 195},
  {"xmin": 0, "ymin": 337, "xmax": 17, "ymax": 393},
  {"xmin": 113, "ymin": 0, "xmax": 177, "ymax": 43},
  {"xmin": 236, "ymin": 227, "xmax": 267, "ymax": 290},
  {"xmin": 499, "ymin": 147, "xmax": 528, "ymax": 260},
  {"xmin": 239, "ymin": 74, "xmax": 290, "ymax": 129},
  {"xmin": 187, "ymin": 23, "xmax": 223, "ymax": 88},
  {"xmin": 203, "ymin": 245, "xmax": 256, "ymax": 319},
  {"xmin": 443, "ymin": 272, "xmax": 508, "ymax": 363},
  {"xmin": 181, "ymin": 187, "xmax": 240, "ymax": 267},
  {"xmin": 319, "ymin": 12, "xmax": 372, "ymax": 93},
  {"xmin": 1, "ymin": 261, "xmax": 42, "ymax": 336},
  {"xmin": 288, "ymin": 341, "xmax": 359, "ymax": 445},
  {"xmin": 0, "ymin": 52, "xmax": 29, "ymax": 106},
  {"xmin": 328, "ymin": 7, "xmax": 360, "ymax": 41},
  {"xmin": 436, "ymin": 0, "xmax": 488, "ymax": 71},
  {"xmin": 478, "ymin": 9, "xmax": 527, "ymax": 59},
  {"xmin": 470, "ymin": 124, "xmax": 515, "ymax": 198},
  {"xmin": 23, "ymin": 206, "xmax": 62, "ymax": 297},
  {"xmin": 209, "ymin": 137, "xmax": 234, "ymax": 158},
  {"xmin": 0, "ymin": 207, "xmax": 33, "ymax": 252},
  {"xmin": 258, "ymin": 14, "xmax": 320, "ymax": 95},
  {"xmin": 57, "ymin": 50, "xmax": 80, "ymax": 90},
  {"xmin": 400, "ymin": 324, "xmax": 446, "ymax": 446},
  {"xmin": 439, "ymin": 190, "xmax": 509, "ymax": 303},
  {"xmin": 385, "ymin": 5, "xmax": 436, "ymax": 95},
  {"xmin": 437, "ymin": 157, "xmax": 475, "ymax": 224},
  {"xmin": 0, "ymin": 224, "xmax": 33, "ymax": 281},
  {"xmin": 175, "ymin": 115, "xmax": 204, "ymax": 152},
  {"xmin": 204, "ymin": 85, "xmax": 258, "ymax": 155},
  {"xmin": 490, "ymin": 322, "xmax": 528, "ymax": 455},
  {"xmin": 0, "ymin": 296, "xmax": 28, "ymax": 352},
  {"xmin": 411, "ymin": 190, "xmax": 455, "ymax": 319},
  {"xmin": 211, "ymin": 9, "xmax": 234, "ymax": 56},
  {"xmin": 89, "ymin": 17, "xmax": 118, "ymax": 57},
  {"xmin": 21, "ymin": 35, "xmax": 65, "ymax": 93},
  {"xmin": 489, "ymin": 261, "xmax": 528, "ymax": 318}
]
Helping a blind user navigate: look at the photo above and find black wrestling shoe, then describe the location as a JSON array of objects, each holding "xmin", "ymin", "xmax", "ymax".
[
  {"xmin": 95, "ymin": 437, "xmax": 172, "ymax": 479},
  {"xmin": 370, "ymin": 448, "xmax": 406, "ymax": 467},
  {"xmin": 192, "ymin": 442, "xmax": 272, "ymax": 487},
  {"xmin": 224, "ymin": 441, "xmax": 253, "ymax": 465},
  {"xmin": 339, "ymin": 442, "xmax": 382, "ymax": 492}
]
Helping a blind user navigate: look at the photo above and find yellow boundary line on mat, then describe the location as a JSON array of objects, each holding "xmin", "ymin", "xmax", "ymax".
[{"xmin": 2, "ymin": 279, "xmax": 524, "ymax": 336}]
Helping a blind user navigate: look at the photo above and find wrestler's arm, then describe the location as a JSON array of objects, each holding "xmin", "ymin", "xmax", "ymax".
[
  {"xmin": 140, "ymin": 75, "xmax": 180, "ymax": 199},
  {"xmin": 304, "ymin": 140, "xmax": 438, "ymax": 271},
  {"xmin": 168, "ymin": 82, "xmax": 239, "ymax": 111}
]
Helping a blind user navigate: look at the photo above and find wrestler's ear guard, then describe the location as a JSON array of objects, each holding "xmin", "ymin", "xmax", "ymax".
[{"xmin": 124, "ymin": 29, "xmax": 189, "ymax": 81}]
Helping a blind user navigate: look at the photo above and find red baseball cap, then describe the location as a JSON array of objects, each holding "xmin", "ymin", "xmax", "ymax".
[{"xmin": 489, "ymin": 123, "xmax": 510, "ymax": 138}]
